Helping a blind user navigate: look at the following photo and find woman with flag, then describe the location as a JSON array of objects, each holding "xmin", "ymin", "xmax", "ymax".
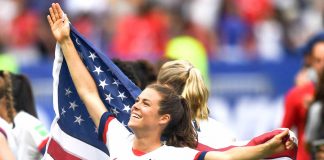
[{"xmin": 47, "ymin": 3, "xmax": 296, "ymax": 159}]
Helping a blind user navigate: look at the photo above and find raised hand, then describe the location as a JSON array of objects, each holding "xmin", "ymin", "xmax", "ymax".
[{"xmin": 47, "ymin": 3, "xmax": 70, "ymax": 43}]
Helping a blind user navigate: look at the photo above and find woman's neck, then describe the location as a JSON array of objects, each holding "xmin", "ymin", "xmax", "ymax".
[{"xmin": 133, "ymin": 133, "xmax": 162, "ymax": 153}]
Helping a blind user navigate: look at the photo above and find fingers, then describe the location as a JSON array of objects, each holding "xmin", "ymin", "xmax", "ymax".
[
  {"xmin": 47, "ymin": 15, "xmax": 53, "ymax": 27},
  {"xmin": 55, "ymin": 3, "xmax": 64, "ymax": 19},
  {"xmin": 49, "ymin": 7, "xmax": 56, "ymax": 22},
  {"xmin": 285, "ymin": 140, "xmax": 294, "ymax": 150},
  {"xmin": 52, "ymin": 3, "xmax": 60, "ymax": 21},
  {"xmin": 276, "ymin": 129, "xmax": 289, "ymax": 139}
]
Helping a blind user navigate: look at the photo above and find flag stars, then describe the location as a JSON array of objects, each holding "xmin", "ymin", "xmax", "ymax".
[
  {"xmin": 123, "ymin": 104, "xmax": 130, "ymax": 113},
  {"xmin": 112, "ymin": 107, "xmax": 119, "ymax": 115},
  {"xmin": 61, "ymin": 107, "xmax": 66, "ymax": 116},
  {"xmin": 88, "ymin": 51, "xmax": 97, "ymax": 61},
  {"xmin": 74, "ymin": 115, "xmax": 84, "ymax": 125},
  {"xmin": 65, "ymin": 88, "xmax": 72, "ymax": 97},
  {"xmin": 117, "ymin": 91, "xmax": 127, "ymax": 101},
  {"xmin": 93, "ymin": 66, "xmax": 104, "ymax": 75},
  {"xmin": 112, "ymin": 79, "xmax": 121, "ymax": 87},
  {"xmin": 99, "ymin": 79, "xmax": 108, "ymax": 90},
  {"xmin": 105, "ymin": 93, "xmax": 114, "ymax": 104},
  {"xmin": 69, "ymin": 101, "xmax": 78, "ymax": 111}
]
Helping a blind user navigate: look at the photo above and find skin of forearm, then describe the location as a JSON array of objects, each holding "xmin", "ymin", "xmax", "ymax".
[
  {"xmin": 59, "ymin": 38, "xmax": 107, "ymax": 127},
  {"xmin": 205, "ymin": 143, "xmax": 271, "ymax": 160}
]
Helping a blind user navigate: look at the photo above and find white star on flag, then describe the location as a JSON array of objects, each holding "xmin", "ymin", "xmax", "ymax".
[
  {"xmin": 65, "ymin": 88, "xmax": 72, "ymax": 97},
  {"xmin": 123, "ymin": 104, "xmax": 131, "ymax": 113},
  {"xmin": 99, "ymin": 79, "xmax": 108, "ymax": 89},
  {"xmin": 61, "ymin": 107, "xmax": 66, "ymax": 116},
  {"xmin": 112, "ymin": 79, "xmax": 121, "ymax": 87},
  {"xmin": 112, "ymin": 107, "xmax": 119, "ymax": 115},
  {"xmin": 105, "ymin": 93, "xmax": 114, "ymax": 104},
  {"xmin": 88, "ymin": 51, "xmax": 97, "ymax": 61},
  {"xmin": 69, "ymin": 101, "xmax": 78, "ymax": 111},
  {"xmin": 74, "ymin": 115, "xmax": 85, "ymax": 125},
  {"xmin": 93, "ymin": 66, "xmax": 103, "ymax": 75},
  {"xmin": 117, "ymin": 91, "xmax": 127, "ymax": 101}
]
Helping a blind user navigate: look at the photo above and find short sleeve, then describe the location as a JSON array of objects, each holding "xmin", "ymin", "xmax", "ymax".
[{"xmin": 98, "ymin": 112, "xmax": 131, "ymax": 152}]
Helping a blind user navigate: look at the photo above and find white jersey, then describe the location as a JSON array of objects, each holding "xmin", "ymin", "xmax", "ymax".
[
  {"xmin": 196, "ymin": 117, "xmax": 236, "ymax": 149},
  {"xmin": 12, "ymin": 111, "xmax": 49, "ymax": 160},
  {"xmin": 0, "ymin": 117, "xmax": 17, "ymax": 156},
  {"xmin": 98, "ymin": 112, "xmax": 207, "ymax": 160}
]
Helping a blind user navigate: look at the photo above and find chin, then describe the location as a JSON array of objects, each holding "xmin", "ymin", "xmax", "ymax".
[{"xmin": 128, "ymin": 120, "xmax": 136, "ymax": 128}]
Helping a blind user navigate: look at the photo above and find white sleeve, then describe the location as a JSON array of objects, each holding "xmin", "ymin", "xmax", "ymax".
[{"xmin": 98, "ymin": 112, "xmax": 132, "ymax": 153}]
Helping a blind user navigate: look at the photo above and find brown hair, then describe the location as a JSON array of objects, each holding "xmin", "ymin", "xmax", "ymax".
[
  {"xmin": 0, "ymin": 71, "xmax": 15, "ymax": 123},
  {"xmin": 11, "ymin": 74, "xmax": 37, "ymax": 117},
  {"xmin": 147, "ymin": 83, "xmax": 197, "ymax": 148},
  {"xmin": 157, "ymin": 60, "xmax": 209, "ymax": 120}
]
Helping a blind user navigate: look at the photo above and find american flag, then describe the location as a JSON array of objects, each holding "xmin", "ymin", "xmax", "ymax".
[{"xmin": 43, "ymin": 25, "xmax": 141, "ymax": 159}]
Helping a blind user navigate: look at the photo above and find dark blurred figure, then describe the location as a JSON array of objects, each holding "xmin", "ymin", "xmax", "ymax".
[
  {"xmin": 305, "ymin": 70, "xmax": 324, "ymax": 160},
  {"xmin": 113, "ymin": 59, "xmax": 157, "ymax": 90},
  {"xmin": 281, "ymin": 31, "xmax": 324, "ymax": 160},
  {"xmin": 112, "ymin": 59, "xmax": 142, "ymax": 88},
  {"xmin": 11, "ymin": 74, "xmax": 37, "ymax": 118}
]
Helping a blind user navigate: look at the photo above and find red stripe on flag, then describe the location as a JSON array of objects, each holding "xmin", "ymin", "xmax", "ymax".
[
  {"xmin": 47, "ymin": 139, "xmax": 81, "ymax": 160},
  {"xmin": 38, "ymin": 137, "xmax": 49, "ymax": 152}
]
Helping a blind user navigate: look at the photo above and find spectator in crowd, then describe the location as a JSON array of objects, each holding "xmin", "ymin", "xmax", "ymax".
[
  {"xmin": 305, "ymin": 67, "xmax": 324, "ymax": 160},
  {"xmin": 281, "ymin": 31, "xmax": 324, "ymax": 160}
]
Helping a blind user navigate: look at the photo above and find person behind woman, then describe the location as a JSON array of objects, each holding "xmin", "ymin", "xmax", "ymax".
[
  {"xmin": 305, "ymin": 68, "xmax": 324, "ymax": 160},
  {"xmin": 0, "ymin": 118, "xmax": 16, "ymax": 160},
  {"xmin": 47, "ymin": 3, "xmax": 295, "ymax": 159},
  {"xmin": 157, "ymin": 60, "xmax": 235, "ymax": 148},
  {"xmin": 0, "ymin": 71, "xmax": 49, "ymax": 160},
  {"xmin": 0, "ymin": 71, "xmax": 16, "ymax": 160}
]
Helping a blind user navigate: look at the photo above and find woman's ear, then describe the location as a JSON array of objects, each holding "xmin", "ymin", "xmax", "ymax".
[{"xmin": 159, "ymin": 114, "xmax": 170, "ymax": 125}]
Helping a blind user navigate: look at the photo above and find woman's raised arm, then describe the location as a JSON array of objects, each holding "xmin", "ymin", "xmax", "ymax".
[{"xmin": 47, "ymin": 3, "xmax": 107, "ymax": 127}]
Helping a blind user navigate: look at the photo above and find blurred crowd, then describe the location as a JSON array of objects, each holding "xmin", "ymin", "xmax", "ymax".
[{"xmin": 0, "ymin": 0, "xmax": 323, "ymax": 69}]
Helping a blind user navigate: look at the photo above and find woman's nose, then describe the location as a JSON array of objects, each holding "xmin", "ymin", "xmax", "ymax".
[{"xmin": 131, "ymin": 103, "xmax": 140, "ymax": 111}]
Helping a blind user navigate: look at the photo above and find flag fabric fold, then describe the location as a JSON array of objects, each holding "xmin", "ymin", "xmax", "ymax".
[{"xmin": 44, "ymin": 25, "xmax": 141, "ymax": 159}]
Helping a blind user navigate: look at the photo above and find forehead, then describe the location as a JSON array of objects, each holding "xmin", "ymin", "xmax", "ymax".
[
  {"xmin": 313, "ymin": 42, "xmax": 324, "ymax": 57},
  {"xmin": 139, "ymin": 88, "xmax": 162, "ymax": 104}
]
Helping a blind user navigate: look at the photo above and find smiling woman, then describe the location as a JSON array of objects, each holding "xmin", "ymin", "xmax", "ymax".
[{"xmin": 47, "ymin": 2, "xmax": 296, "ymax": 160}]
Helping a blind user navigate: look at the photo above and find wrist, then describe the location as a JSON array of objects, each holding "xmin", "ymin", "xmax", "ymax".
[{"xmin": 59, "ymin": 37, "xmax": 73, "ymax": 46}]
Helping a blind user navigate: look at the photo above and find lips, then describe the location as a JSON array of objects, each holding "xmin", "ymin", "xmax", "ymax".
[{"xmin": 131, "ymin": 113, "xmax": 142, "ymax": 119}]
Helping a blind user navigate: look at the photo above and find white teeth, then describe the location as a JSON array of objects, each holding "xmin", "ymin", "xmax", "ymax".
[{"xmin": 131, "ymin": 113, "xmax": 141, "ymax": 119}]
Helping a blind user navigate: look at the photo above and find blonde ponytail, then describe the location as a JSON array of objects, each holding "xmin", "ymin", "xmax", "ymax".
[{"xmin": 157, "ymin": 60, "xmax": 209, "ymax": 120}]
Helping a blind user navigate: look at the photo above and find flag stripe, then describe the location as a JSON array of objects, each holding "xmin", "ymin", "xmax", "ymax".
[
  {"xmin": 38, "ymin": 137, "xmax": 49, "ymax": 154},
  {"xmin": 47, "ymin": 138, "xmax": 81, "ymax": 160},
  {"xmin": 49, "ymin": 122, "xmax": 109, "ymax": 159}
]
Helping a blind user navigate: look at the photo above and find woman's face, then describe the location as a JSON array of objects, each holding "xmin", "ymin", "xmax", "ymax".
[{"xmin": 128, "ymin": 88, "xmax": 166, "ymax": 131}]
